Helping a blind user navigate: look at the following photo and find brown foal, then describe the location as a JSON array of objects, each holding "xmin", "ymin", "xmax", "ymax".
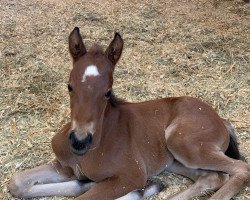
[{"xmin": 9, "ymin": 27, "xmax": 250, "ymax": 200}]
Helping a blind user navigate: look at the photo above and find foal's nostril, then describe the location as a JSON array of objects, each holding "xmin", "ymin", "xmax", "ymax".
[
  {"xmin": 86, "ymin": 132, "xmax": 93, "ymax": 144},
  {"xmin": 69, "ymin": 131, "xmax": 80, "ymax": 148},
  {"xmin": 69, "ymin": 131, "xmax": 75, "ymax": 140}
]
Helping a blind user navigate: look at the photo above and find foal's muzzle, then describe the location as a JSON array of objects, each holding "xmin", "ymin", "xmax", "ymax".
[{"xmin": 69, "ymin": 131, "xmax": 93, "ymax": 155}]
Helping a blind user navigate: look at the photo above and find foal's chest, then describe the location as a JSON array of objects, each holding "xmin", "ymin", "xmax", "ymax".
[{"xmin": 72, "ymin": 152, "xmax": 115, "ymax": 182}]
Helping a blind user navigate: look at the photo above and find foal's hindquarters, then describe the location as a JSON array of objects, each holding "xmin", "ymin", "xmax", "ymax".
[{"xmin": 163, "ymin": 97, "xmax": 250, "ymax": 200}]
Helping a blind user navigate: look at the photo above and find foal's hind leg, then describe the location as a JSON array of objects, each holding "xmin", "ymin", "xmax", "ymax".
[
  {"xmin": 167, "ymin": 160, "xmax": 206, "ymax": 181},
  {"xmin": 167, "ymin": 161, "xmax": 229, "ymax": 200},
  {"xmin": 167, "ymin": 141, "xmax": 250, "ymax": 199},
  {"xmin": 9, "ymin": 160, "xmax": 94, "ymax": 198},
  {"xmin": 201, "ymin": 153, "xmax": 250, "ymax": 200},
  {"xmin": 169, "ymin": 172, "xmax": 229, "ymax": 200}
]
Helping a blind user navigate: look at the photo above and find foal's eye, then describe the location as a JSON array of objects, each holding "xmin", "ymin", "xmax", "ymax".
[
  {"xmin": 68, "ymin": 84, "xmax": 73, "ymax": 92},
  {"xmin": 105, "ymin": 90, "xmax": 112, "ymax": 98}
]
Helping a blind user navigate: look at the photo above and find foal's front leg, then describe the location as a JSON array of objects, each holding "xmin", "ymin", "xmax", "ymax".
[
  {"xmin": 9, "ymin": 160, "xmax": 94, "ymax": 198},
  {"xmin": 75, "ymin": 177, "xmax": 144, "ymax": 200}
]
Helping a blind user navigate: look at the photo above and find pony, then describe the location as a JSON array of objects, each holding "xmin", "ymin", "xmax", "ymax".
[{"xmin": 9, "ymin": 27, "xmax": 250, "ymax": 200}]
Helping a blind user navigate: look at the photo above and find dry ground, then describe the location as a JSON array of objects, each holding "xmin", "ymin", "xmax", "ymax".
[{"xmin": 0, "ymin": 0, "xmax": 249, "ymax": 199}]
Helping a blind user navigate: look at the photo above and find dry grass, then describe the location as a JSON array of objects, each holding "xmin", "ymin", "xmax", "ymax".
[{"xmin": 0, "ymin": 0, "xmax": 249, "ymax": 199}]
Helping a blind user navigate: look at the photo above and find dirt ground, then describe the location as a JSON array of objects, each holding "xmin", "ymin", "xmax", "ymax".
[{"xmin": 0, "ymin": 0, "xmax": 249, "ymax": 199}]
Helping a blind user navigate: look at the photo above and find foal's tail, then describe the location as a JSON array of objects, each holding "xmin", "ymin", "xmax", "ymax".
[{"xmin": 223, "ymin": 120, "xmax": 246, "ymax": 161}]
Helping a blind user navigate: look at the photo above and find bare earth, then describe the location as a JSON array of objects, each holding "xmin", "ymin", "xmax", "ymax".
[{"xmin": 0, "ymin": 0, "xmax": 249, "ymax": 199}]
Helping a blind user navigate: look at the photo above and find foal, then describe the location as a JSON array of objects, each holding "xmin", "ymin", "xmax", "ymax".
[{"xmin": 9, "ymin": 27, "xmax": 250, "ymax": 200}]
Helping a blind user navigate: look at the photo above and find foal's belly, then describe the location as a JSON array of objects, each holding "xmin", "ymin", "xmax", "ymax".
[
  {"xmin": 147, "ymin": 149, "xmax": 174, "ymax": 177},
  {"xmin": 140, "ymin": 129, "xmax": 174, "ymax": 178}
]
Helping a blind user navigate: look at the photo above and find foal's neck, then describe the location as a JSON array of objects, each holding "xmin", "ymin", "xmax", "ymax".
[{"xmin": 89, "ymin": 101, "xmax": 122, "ymax": 151}]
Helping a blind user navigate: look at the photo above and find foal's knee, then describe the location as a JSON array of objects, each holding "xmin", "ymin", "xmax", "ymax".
[
  {"xmin": 231, "ymin": 161, "xmax": 250, "ymax": 184},
  {"xmin": 9, "ymin": 173, "xmax": 27, "ymax": 198},
  {"xmin": 198, "ymin": 172, "xmax": 229, "ymax": 191}
]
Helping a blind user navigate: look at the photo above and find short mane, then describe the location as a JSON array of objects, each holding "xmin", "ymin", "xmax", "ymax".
[{"xmin": 109, "ymin": 92, "xmax": 125, "ymax": 107}]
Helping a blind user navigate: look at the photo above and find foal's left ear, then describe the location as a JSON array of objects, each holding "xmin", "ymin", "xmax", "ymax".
[{"xmin": 105, "ymin": 32, "xmax": 124, "ymax": 66}]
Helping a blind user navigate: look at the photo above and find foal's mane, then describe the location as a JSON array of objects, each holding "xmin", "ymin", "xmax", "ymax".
[{"xmin": 109, "ymin": 92, "xmax": 125, "ymax": 107}]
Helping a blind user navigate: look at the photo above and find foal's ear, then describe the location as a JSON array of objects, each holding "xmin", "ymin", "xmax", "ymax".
[
  {"xmin": 69, "ymin": 27, "xmax": 87, "ymax": 61},
  {"xmin": 105, "ymin": 32, "xmax": 124, "ymax": 66}
]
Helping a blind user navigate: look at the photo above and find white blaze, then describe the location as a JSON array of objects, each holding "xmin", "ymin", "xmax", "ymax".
[{"xmin": 82, "ymin": 65, "xmax": 100, "ymax": 82}]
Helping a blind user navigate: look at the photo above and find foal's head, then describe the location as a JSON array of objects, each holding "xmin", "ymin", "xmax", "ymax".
[{"xmin": 68, "ymin": 27, "xmax": 123, "ymax": 155}]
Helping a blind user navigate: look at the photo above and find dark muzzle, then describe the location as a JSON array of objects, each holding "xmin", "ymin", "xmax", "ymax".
[{"xmin": 69, "ymin": 131, "xmax": 93, "ymax": 155}]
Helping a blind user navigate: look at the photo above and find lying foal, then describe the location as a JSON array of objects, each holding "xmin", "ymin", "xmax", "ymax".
[{"xmin": 9, "ymin": 27, "xmax": 250, "ymax": 200}]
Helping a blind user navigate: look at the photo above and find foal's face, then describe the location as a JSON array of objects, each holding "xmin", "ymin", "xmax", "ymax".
[
  {"xmin": 68, "ymin": 54, "xmax": 113, "ymax": 155},
  {"xmin": 68, "ymin": 28, "xmax": 123, "ymax": 155}
]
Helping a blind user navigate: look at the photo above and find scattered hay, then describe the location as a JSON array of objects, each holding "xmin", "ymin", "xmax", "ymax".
[{"xmin": 0, "ymin": 0, "xmax": 249, "ymax": 199}]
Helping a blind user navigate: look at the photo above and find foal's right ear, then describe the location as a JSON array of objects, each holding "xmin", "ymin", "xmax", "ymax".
[{"xmin": 69, "ymin": 27, "xmax": 87, "ymax": 61}]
